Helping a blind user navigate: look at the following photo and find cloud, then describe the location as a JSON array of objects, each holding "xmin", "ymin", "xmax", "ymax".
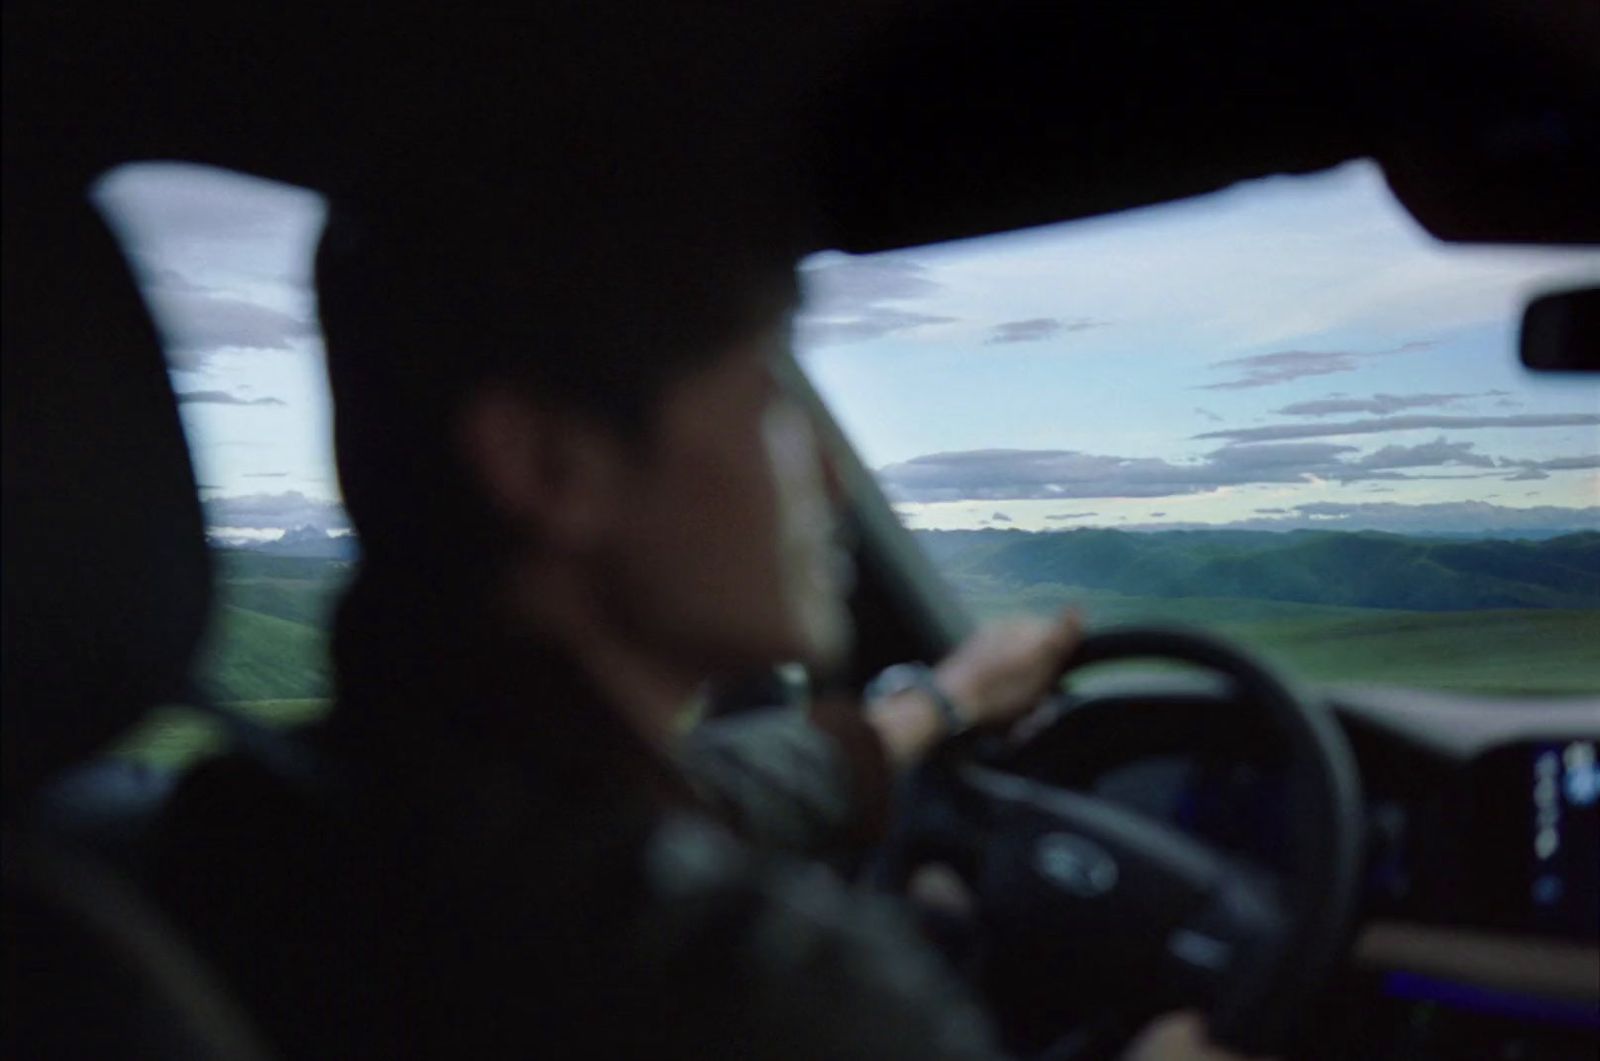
[
  {"xmin": 202, "ymin": 491, "xmax": 350, "ymax": 532},
  {"xmin": 96, "ymin": 164, "xmax": 323, "ymax": 247},
  {"xmin": 796, "ymin": 255, "xmax": 956, "ymax": 346},
  {"xmin": 1274, "ymin": 392, "xmax": 1480, "ymax": 417},
  {"xmin": 1194, "ymin": 407, "xmax": 1224, "ymax": 423},
  {"xmin": 1350, "ymin": 437, "xmax": 1497, "ymax": 472},
  {"xmin": 1046, "ymin": 512, "xmax": 1099, "ymax": 520},
  {"xmin": 988, "ymin": 318, "xmax": 1060, "ymax": 344},
  {"xmin": 802, "ymin": 256, "xmax": 941, "ymax": 310},
  {"xmin": 797, "ymin": 306, "xmax": 956, "ymax": 347},
  {"xmin": 145, "ymin": 289, "xmax": 315, "ymax": 360},
  {"xmin": 1149, "ymin": 512, "xmax": 1167, "ymax": 517},
  {"xmin": 175, "ymin": 389, "xmax": 287, "ymax": 407},
  {"xmin": 92, "ymin": 163, "xmax": 328, "ymax": 368},
  {"xmin": 1197, "ymin": 340, "xmax": 1433, "ymax": 390},
  {"xmin": 1254, "ymin": 507, "xmax": 1288, "ymax": 514},
  {"xmin": 878, "ymin": 443, "xmax": 1353, "ymax": 501},
  {"xmin": 878, "ymin": 435, "xmax": 1596, "ymax": 503},
  {"xmin": 1195, "ymin": 412, "xmax": 1600, "ymax": 444},
  {"xmin": 991, "ymin": 512, "xmax": 1014, "ymax": 523},
  {"xmin": 145, "ymin": 267, "xmax": 209, "ymax": 292},
  {"xmin": 1521, "ymin": 456, "xmax": 1600, "ymax": 472},
  {"xmin": 985, "ymin": 317, "xmax": 1108, "ymax": 344},
  {"xmin": 243, "ymin": 472, "xmax": 290, "ymax": 478},
  {"xmin": 1498, "ymin": 455, "xmax": 1600, "ymax": 482}
]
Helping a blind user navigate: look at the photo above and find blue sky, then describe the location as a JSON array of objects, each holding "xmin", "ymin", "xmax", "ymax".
[
  {"xmin": 94, "ymin": 159, "xmax": 1598, "ymax": 539},
  {"xmin": 95, "ymin": 163, "xmax": 343, "ymax": 539},
  {"xmin": 797, "ymin": 161, "xmax": 1600, "ymax": 533}
]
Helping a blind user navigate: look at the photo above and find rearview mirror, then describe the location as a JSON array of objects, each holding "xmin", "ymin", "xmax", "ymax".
[{"xmin": 1520, "ymin": 286, "xmax": 1600, "ymax": 372}]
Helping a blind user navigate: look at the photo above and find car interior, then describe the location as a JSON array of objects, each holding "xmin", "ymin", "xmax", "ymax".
[{"xmin": 4, "ymin": 4, "xmax": 1598, "ymax": 1059}]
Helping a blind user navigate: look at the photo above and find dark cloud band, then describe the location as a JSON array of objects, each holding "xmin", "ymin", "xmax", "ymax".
[
  {"xmin": 176, "ymin": 389, "xmax": 287, "ymax": 406},
  {"xmin": 1273, "ymin": 390, "xmax": 1506, "ymax": 417},
  {"xmin": 985, "ymin": 317, "xmax": 1108, "ymax": 344},
  {"xmin": 1196, "ymin": 412, "xmax": 1600, "ymax": 444},
  {"xmin": 879, "ymin": 436, "xmax": 1597, "ymax": 502},
  {"xmin": 204, "ymin": 491, "xmax": 350, "ymax": 531},
  {"xmin": 1198, "ymin": 340, "xmax": 1434, "ymax": 390}
]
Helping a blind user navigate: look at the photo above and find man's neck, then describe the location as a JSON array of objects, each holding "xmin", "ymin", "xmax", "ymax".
[
  {"xmin": 567, "ymin": 631, "xmax": 706, "ymax": 751},
  {"xmin": 509, "ymin": 564, "xmax": 704, "ymax": 751}
]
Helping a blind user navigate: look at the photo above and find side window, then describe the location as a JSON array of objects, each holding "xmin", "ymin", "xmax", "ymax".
[{"xmin": 94, "ymin": 163, "xmax": 349, "ymax": 766}]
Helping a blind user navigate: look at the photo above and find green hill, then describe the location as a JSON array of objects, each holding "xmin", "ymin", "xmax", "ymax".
[
  {"xmin": 957, "ymin": 579, "xmax": 1600, "ymax": 694},
  {"xmin": 918, "ymin": 529, "xmax": 1600, "ymax": 611},
  {"xmin": 116, "ymin": 532, "xmax": 1597, "ymax": 769},
  {"xmin": 173, "ymin": 549, "xmax": 353, "ymax": 704},
  {"xmin": 190, "ymin": 534, "xmax": 1600, "ymax": 699},
  {"xmin": 933, "ymin": 530, "xmax": 1600, "ymax": 695},
  {"xmin": 193, "ymin": 604, "xmax": 332, "ymax": 702},
  {"xmin": 211, "ymin": 550, "xmax": 353, "ymax": 627}
]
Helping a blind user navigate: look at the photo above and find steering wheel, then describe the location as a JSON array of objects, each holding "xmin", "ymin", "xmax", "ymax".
[{"xmin": 881, "ymin": 627, "xmax": 1364, "ymax": 1059}]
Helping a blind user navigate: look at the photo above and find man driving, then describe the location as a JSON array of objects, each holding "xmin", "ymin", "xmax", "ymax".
[{"xmin": 156, "ymin": 156, "xmax": 1262, "ymax": 1060}]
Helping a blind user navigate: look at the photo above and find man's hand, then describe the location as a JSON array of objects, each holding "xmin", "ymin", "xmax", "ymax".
[
  {"xmin": 867, "ymin": 610, "xmax": 1080, "ymax": 769},
  {"xmin": 933, "ymin": 610, "xmax": 1081, "ymax": 730}
]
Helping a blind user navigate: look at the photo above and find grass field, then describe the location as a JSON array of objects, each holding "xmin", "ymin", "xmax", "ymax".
[
  {"xmin": 110, "ymin": 537, "xmax": 1598, "ymax": 771},
  {"xmin": 959, "ymin": 580, "xmax": 1600, "ymax": 694},
  {"xmin": 192, "ymin": 604, "xmax": 332, "ymax": 702}
]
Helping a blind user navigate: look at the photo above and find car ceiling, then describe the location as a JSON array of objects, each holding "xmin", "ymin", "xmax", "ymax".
[{"xmin": 5, "ymin": 1, "xmax": 1597, "ymax": 255}]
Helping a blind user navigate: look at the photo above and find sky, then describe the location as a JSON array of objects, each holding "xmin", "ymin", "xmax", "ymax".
[
  {"xmin": 798, "ymin": 160, "xmax": 1600, "ymax": 534},
  {"xmin": 94, "ymin": 158, "xmax": 1599, "ymax": 540},
  {"xmin": 94, "ymin": 163, "xmax": 342, "ymax": 540}
]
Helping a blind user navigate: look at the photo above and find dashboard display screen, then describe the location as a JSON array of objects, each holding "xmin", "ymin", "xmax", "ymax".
[{"xmin": 1527, "ymin": 741, "xmax": 1599, "ymax": 939}]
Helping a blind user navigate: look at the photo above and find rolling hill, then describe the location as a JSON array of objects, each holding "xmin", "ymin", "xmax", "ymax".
[
  {"xmin": 915, "ymin": 528, "xmax": 1600, "ymax": 611},
  {"xmin": 175, "ymin": 549, "xmax": 354, "ymax": 704},
  {"xmin": 117, "ymin": 532, "xmax": 1598, "ymax": 768},
  {"xmin": 923, "ymin": 529, "xmax": 1600, "ymax": 694},
  {"xmin": 192, "ymin": 532, "xmax": 1600, "ymax": 699}
]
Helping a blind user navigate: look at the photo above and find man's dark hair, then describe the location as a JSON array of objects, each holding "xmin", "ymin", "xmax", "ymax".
[{"xmin": 317, "ymin": 154, "xmax": 808, "ymax": 707}]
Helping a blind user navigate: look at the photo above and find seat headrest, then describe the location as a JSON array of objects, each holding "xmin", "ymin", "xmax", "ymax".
[{"xmin": 2, "ymin": 178, "xmax": 211, "ymax": 800}]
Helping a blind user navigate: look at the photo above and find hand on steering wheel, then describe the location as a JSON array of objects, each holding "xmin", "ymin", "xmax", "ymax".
[
  {"xmin": 867, "ymin": 611, "xmax": 1082, "ymax": 770},
  {"xmin": 933, "ymin": 610, "xmax": 1083, "ymax": 730},
  {"xmin": 880, "ymin": 625, "xmax": 1363, "ymax": 1061}
]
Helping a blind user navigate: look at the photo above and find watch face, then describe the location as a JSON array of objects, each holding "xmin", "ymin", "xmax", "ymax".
[{"xmin": 870, "ymin": 663, "xmax": 925, "ymax": 700}]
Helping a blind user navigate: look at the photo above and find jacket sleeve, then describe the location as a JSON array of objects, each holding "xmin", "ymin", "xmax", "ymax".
[
  {"xmin": 677, "ymin": 697, "xmax": 894, "ymax": 863},
  {"xmin": 617, "ymin": 816, "xmax": 1008, "ymax": 1061}
]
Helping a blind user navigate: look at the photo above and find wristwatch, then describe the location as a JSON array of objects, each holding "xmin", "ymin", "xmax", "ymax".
[{"xmin": 865, "ymin": 662, "xmax": 972, "ymax": 737}]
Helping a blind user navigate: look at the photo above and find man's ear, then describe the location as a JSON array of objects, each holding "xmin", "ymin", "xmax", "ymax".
[{"xmin": 456, "ymin": 383, "xmax": 625, "ymax": 549}]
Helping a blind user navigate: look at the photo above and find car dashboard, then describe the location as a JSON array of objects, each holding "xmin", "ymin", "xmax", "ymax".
[
  {"xmin": 1019, "ymin": 683, "xmax": 1600, "ymax": 1059},
  {"xmin": 1324, "ymin": 688, "xmax": 1598, "ymax": 1059}
]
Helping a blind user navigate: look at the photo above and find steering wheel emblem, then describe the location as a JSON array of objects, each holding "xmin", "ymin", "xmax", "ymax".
[{"xmin": 1033, "ymin": 832, "xmax": 1119, "ymax": 897}]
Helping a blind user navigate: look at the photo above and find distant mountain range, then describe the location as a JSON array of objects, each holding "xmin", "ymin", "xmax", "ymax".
[
  {"xmin": 914, "ymin": 528, "xmax": 1600, "ymax": 612},
  {"xmin": 210, "ymin": 525, "xmax": 360, "ymax": 560},
  {"xmin": 1115, "ymin": 523, "xmax": 1596, "ymax": 541},
  {"xmin": 976, "ymin": 502, "xmax": 1600, "ymax": 539}
]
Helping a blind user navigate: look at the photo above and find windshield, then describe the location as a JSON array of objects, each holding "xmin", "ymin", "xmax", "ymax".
[
  {"xmin": 796, "ymin": 160, "xmax": 1600, "ymax": 696},
  {"xmin": 93, "ymin": 157, "xmax": 1600, "ymax": 767}
]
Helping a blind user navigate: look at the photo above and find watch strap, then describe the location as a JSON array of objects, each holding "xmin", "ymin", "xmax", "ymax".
[{"xmin": 866, "ymin": 662, "xmax": 971, "ymax": 736}]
